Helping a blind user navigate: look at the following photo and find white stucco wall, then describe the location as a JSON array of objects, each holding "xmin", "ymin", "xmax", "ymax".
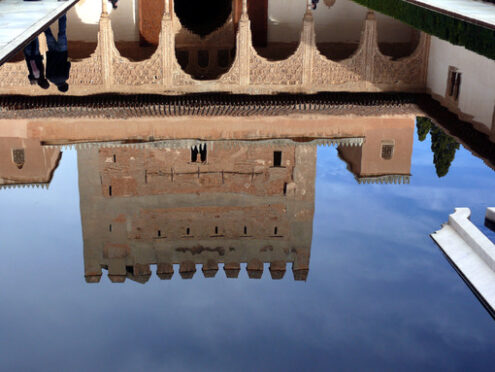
[
  {"xmin": 267, "ymin": 0, "xmax": 416, "ymax": 43},
  {"xmin": 64, "ymin": 0, "xmax": 138, "ymax": 42},
  {"xmin": 427, "ymin": 36, "xmax": 495, "ymax": 131}
]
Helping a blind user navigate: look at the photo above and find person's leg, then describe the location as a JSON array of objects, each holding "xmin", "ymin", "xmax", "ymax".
[
  {"xmin": 57, "ymin": 14, "xmax": 68, "ymax": 52},
  {"xmin": 44, "ymin": 28, "xmax": 57, "ymax": 51},
  {"xmin": 23, "ymin": 38, "xmax": 40, "ymax": 58}
]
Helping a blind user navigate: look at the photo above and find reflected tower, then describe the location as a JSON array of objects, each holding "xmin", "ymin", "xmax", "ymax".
[{"xmin": 78, "ymin": 140, "xmax": 316, "ymax": 283}]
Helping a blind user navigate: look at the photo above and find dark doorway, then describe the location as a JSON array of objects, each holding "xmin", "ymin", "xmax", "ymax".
[{"xmin": 175, "ymin": 0, "xmax": 232, "ymax": 37}]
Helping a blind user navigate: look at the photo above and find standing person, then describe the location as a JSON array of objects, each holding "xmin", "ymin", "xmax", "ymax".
[
  {"xmin": 23, "ymin": 38, "xmax": 49, "ymax": 89},
  {"xmin": 44, "ymin": 14, "xmax": 71, "ymax": 93}
]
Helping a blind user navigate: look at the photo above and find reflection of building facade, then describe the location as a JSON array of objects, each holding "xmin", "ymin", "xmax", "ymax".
[
  {"xmin": 338, "ymin": 123, "xmax": 413, "ymax": 184},
  {"xmin": 79, "ymin": 141, "xmax": 317, "ymax": 283},
  {"xmin": 76, "ymin": 116, "xmax": 416, "ymax": 283},
  {"xmin": 0, "ymin": 138, "xmax": 61, "ymax": 189}
]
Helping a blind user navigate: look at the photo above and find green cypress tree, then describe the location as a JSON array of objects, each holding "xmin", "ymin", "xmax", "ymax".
[
  {"xmin": 416, "ymin": 117, "xmax": 431, "ymax": 142},
  {"xmin": 430, "ymin": 125, "xmax": 460, "ymax": 177}
]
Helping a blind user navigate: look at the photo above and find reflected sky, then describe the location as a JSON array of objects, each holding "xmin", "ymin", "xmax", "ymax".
[{"xmin": 0, "ymin": 128, "xmax": 495, "ymax": 371}]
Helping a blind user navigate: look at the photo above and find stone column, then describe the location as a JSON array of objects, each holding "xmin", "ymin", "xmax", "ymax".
[
  {"xmin": 362, "ymin": 11, "xmax": 377, "ymax": 85},
  {"xmin": 161, "ymin": 0, "xmax": 174, "ymax": 87},
  {"xmin": 98, "ymin": 0, "xmax": 114, "ymax": 89},
  {"xmin": 302, "ymin": 0, "xmax": 315, "ymax": 88},
  {"xmin": 238, "ymin": 0, "xmax": 251, "ymax": 86}
]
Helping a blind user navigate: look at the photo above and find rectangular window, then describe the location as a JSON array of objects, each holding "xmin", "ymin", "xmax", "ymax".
[
  {"xmin": 381, "ymin": 141, "xmax": 394, "ymax": 160},
  {"xmin": 447, "ymin": 67, "xmax": 461, "ymax": 101},
  {"xmin": 273, "ymin": 151, "xmax": 282, "ymax": 167},
  {"xmin": 191, "ymin": 147, "xmax": 198, "ymax": 162},
  {"xmin": 191, "ymin": 144, "xmax": 207, "ymax": 163}
]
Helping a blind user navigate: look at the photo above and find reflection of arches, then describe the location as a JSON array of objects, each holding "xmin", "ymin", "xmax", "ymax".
[
  {"xmin": 377, "ymin": 17, "xmax": 420, "ymax": 60},
  {"xmin": 175, "ymin": 0, "xmax": 232, "ymax": 37},
  {"xmin": 254, "ymin": 0, "xmax": 303, "ymax": 61},
  {"xmin": 314, "ymin": 0, "xmax": 363, "ymax": 61},
  {"xmin": 112, "ymin": 0, "xmax": 156, "ymax": 61},
  {"xmin": 174, "ymin": 2, "xmax": 235, "ymax": 80},
  {"xmin": 65, "ymin": 0, "xmax": 101, "ymax": 60}
]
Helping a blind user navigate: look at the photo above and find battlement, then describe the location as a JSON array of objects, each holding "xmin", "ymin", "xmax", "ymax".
[{"xmin": 86, "ymin": 260, "xmax": 309, "ymax": 283}]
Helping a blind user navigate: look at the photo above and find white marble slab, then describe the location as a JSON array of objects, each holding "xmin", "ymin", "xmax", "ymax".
[
  {"xmin": 0, "ymin": 0, "xmax": 79, "ymax": 65},
  {"xmin": 406, "ymin": 0, "xmax": 495, "ymax": 29},
  {"xmin": 432, "ymin": 208, "xmax": 495, "ymax": 316},
  {"xmin": 487, "ymin": 207, "xmax": 495, "ymax": 223}
]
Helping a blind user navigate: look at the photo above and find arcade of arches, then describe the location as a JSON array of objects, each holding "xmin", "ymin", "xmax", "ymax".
[{"xmin": 0, "ymin": 0, "xmax": 430, "ymax": 93}]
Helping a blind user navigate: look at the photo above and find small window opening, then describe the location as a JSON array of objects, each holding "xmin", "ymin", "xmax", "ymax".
[
  {"xmin": 113, "ymin": 154, "xmax": 116, "ymax": 162},
  {"xmin": 191, "ymin": 144, "xmax": 207, "ymax": 162},
  {"xmin": 12, "ymin": 149, "xmax": 25, "ymax": 169},
  {"xmin": 186, "ymin": 227, "xmax": 190, "ymax": 235},
  {"xmin": 215, "ymin": 226, "xmax": 218, "ymax": 234},
  {"xmin": 381, "ymin": 142, "xmax": 394, "ymax": 160},
  {"xmin": 273, "ymin": 151, "xmax": 282, "ymax": 167},
  {"xmin": 109, "ymin": 224, "xmax": 112, "ymax": 232},
  {"xmin": 200, "ymin": 144, "xmax": 207, "ymax": 162},
  {"xmin": 274, "ymin": 227, "xmax": 278, "ymax": 235},
  {"xmin": 157, "ymin": 230, "xmax": 161, "ymax": 237},
  {"xmin": 283, "ymin": 182, "xmax": 287, "ymax": 195},
  {"xmin": 244, "ymin": 226, "xmax": 247, "ymax": 235},
  {"xmin": 126, "ymin": 265, "xmax": 134, "ymax": 275},
  {"xmin": 108, "ymin": 185, "xmax": 112, "ymax": 196},
  {"xmin": 191, "ymin": 147, "xmax": 198, "ymax": 162},
  {"xmin": 447, "ymin": 68, "xmax": 462, "ymax": 101}
]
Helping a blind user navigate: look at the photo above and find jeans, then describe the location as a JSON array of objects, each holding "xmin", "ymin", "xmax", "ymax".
[
  {"xmin": 44, "ymin": 14, "xmax": 67, "ymax": 52},
  {"xmin": 23, "ymin": 38, "xmax": 41, "ymax": 58}
]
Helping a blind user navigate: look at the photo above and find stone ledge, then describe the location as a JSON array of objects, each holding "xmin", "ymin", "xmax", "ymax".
[
  {"xmin": 486, "ymin": 207, "xmax": 495, "ymax": 224},
  {"xmin": 431, "ymin": 207, "xmax": 495, "ymax": 315}
]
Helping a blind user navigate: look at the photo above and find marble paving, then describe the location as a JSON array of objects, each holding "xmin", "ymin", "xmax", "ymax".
[
  {"xmin": 406, "ymin": 0, "xmax": 495, "ymax": 29},
  {"xmin": 0, "ymin": 0, "xmax": 79, "ymax": 65}
]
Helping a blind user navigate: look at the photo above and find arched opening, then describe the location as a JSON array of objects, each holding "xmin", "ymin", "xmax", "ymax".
[
  {"xmin": 377, "ymin": 14, "xmax": 420, "ymax": 59},
  {"xmin": 112, "ymin": 0, "xmax": 157, "ymax": 61},
  {"xmin": 314, "ymin": 0, "xmax": 364, "ymax": 61},
  {"xmin": 253, "ymin": 0, "xmax": 303, "ymax": 61},
  {"xmin": 175, "ymin": 0, "xmax": 232, "ymax": 37},
  {"xmin": 174, "ymin": 0, "xmax": 235, "ymax": 80},
  {"xmin": 65, "ymin": 0, "xmax": 101, "ymax": 60}
]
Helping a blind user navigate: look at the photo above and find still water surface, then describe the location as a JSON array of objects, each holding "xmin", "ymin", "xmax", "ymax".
[{"xmin": 0, "ymin": 127, "xmax": 494, "ymax": 371}]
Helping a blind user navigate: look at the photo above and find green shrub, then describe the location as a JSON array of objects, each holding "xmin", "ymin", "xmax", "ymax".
[{"xmin": 351, "ymin": 0, "xmax": 495, "ymax": 60}]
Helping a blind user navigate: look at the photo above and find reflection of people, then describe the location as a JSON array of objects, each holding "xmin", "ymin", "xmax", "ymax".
[
  {"xmin": 44, "ymin": 14, "xmax": 71, "ymax": 93},
  {"xmin": 23, "ymin": 38, "xmax": 49, "ymax": 89}
]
